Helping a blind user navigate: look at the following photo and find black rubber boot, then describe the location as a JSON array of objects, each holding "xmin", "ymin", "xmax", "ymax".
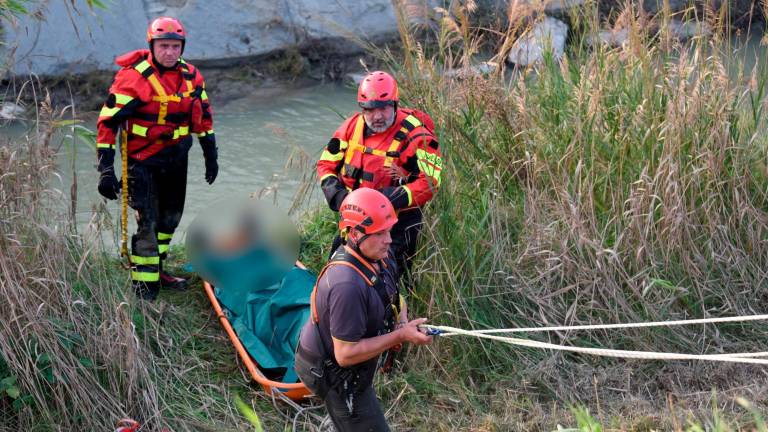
[{"xmin": 133, "ymin": 281, "xmax": 160, "ymax": 301}]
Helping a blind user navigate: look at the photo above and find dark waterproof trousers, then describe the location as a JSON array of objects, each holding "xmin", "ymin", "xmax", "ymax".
[
  {"xmin": 127, "ymin": 154, "xmax": 188, "ymax": 297},
  {"xmin": 331, "ymin": 207, "xmax": 423, "ymax": 292},
  {"xmin": 294, "ymin": 349, "xmax": 389, "ymax": 432}
]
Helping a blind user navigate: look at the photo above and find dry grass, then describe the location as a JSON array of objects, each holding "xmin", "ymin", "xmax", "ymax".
[
  {"xmin": 363, "ymin": 1, "xmax": 768, "ymax": 429},
  {"xmin": 0, "ymin": 84, "xmax": 263, "ymax": 431}
]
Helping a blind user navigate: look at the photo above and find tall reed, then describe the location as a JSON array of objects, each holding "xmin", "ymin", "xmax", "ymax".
[
  {"xmin": 0, "ymin": 90, "xmax": 245, "ymax": 431},
  {"xmin": 381, "ymin": 0, "xmax": 768, "ymax": 420}
]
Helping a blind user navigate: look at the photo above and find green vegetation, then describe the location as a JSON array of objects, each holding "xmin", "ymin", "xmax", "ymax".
[{"xmin": 3, "ymin": 1, "xmax": 768, "ymax": 431}]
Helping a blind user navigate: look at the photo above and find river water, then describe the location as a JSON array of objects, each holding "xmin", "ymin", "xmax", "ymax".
[
  {"xmin": 1, "ymin": 28, "xmax": 765, "ymax": 249},
  {"xmin": 3, "ymin": 83, "xmax": 357, "ymax": 248}
]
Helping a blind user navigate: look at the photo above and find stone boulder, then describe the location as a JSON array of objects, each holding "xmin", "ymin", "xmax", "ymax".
[
  {"xmin": 507, "ymin": 17, "xmax": 568, "ymax": 66},
  {"xmin": 0, "ymin": 102, "xmax": 25, "ymax": 120},
  {"xmin": 3, "ymin": 0, "xmax": 401, "ymax": 76}
]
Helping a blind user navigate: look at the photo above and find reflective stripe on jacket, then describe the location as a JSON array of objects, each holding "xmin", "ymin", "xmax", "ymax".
[
  {"xmin": 96, "ymin": 49, "xmax": 214, "ymax": 161},
  {"xmin": 317, "ymin": 108, "xmax": 442, "ymax": 208}
]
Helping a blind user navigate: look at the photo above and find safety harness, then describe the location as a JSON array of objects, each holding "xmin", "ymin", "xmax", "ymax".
[
  {"xmin": 341, "ymin": 113, "xmax": 423, "ymax": 184},
  {"xmin": 310, "ymin": 246, "xmax": 399, "ymax": 333},
  {"xmin": 302, "ymin": 246, "xmax": 399, "ymax": 402},
  {"xmin": 125, "ymin": 59, "xmax": 204, "ymax": 156}
]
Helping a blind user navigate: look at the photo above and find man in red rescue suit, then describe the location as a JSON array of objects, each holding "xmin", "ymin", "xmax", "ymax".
[
  {"xmin": 96, "ymin": 17, "xmax": 217, "ymax": 300},
  {"xmin": 317, "ymin": 71, "xmax": 442, "ymax": 291}
]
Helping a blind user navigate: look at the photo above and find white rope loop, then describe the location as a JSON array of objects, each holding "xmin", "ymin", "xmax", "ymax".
[{"xmin": 423, "ymin": 314, "xmax": 768, "ymax": 365}]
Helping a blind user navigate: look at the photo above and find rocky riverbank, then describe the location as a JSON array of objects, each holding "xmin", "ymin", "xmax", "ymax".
[{"xmin": 0, "ymin": 0, "xmax": 763, "ymax": 117}]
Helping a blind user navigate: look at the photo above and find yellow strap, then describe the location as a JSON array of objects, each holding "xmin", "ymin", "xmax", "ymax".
[
  {"xmin": 96, "ymin": 142, "xmax": 115, "ymax": 149},
  {"xmin": 383, "ymin": 126, "xmax": 408, "ymax": 168},
  {"xmin": 146, "ymin": 74, "xmax": 176, "ymax": 125},
  {"xmin": 120, "ymin": 128, "xmax": 129, "ymax": 259},
  {"xmin": 344, "ymin": 115, "xmax": 366, "ymax": 166},
  {"xmin": 157, "ymin": 232, "xmax": 174, "ymax": 241}
]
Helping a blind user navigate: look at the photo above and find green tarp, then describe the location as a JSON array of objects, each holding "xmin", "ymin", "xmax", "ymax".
[{"xmin": 202, "ymin": 247, "xmax": 315, "ymax": 384}]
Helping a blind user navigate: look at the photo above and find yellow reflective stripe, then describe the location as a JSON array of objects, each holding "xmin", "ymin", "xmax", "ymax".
[
  {"xmin": 200, "ymin": 90, "xmax": 208, "ymax": 100},
  {"xmin": 158, "ymin": 244, "xmax": 170, "ymax": 254},
  {"xmin": 96, "ymin": 142, "xmax": 115, "ymax": 149},
  {"xmin": 320, "ymin": 149, "xmax": 344, "ymax": 162},
  {"xmin": 173, "ymin": 126, "xmax": 189, "ymax": 139},
  {"xmin": 320, "ymin": 173, "xmax": 338, "ymax": 182},
  {"xmin": 134, "ymin": 60, "xmax": 151, "ymax": 74},
  {"xmin": 339, "ymin": 140, "xmax": 348, "ymax": 150},
  {"xmin": 197, "ymin": 129, "xmax": 214, "ymax": 137},
  {"xmin": 157, "ymin": 232, "xmax": 173, "ymax": 241},
  {"xmin": 404, "ymin": 115, "xmax": 422, "ymax": 128},
  {"xmin": 131, "ymin": 271, "xmax": 160, "ymax": 282},
  {"xmin": 384, "ymin": 126, "xmax": 408, "ymax": 168},
  {"xmin": 402, "ymin": 185, "xmax": 413, "ymax": 206},
  {"xmin": 114, "ymin": 93, "xmax": 133, "ymax": 105},
  {"xmin": 131, "ymin": 124, "xmax": 148, "ymax": 137},
  {"xmin": 131, "ymin": 255, "xmax": 160, "ymax": 265},
  {"xmin": 99, "ymin": 106, "xmax": 120, "ymax": 118},
  {"xmin": 416, "ymin": 149, "xmax": 443, "ymax": 186}
]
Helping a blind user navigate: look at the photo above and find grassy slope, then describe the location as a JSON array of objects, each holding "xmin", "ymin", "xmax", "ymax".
[{"xmin": 5, "ymin": 3, "xmax": 768, "ymax": 432}]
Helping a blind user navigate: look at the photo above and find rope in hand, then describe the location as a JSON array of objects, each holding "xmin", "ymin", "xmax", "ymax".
[{"xmin": 421, "ymin": 314, "xmax": 768, "ymax": 365}]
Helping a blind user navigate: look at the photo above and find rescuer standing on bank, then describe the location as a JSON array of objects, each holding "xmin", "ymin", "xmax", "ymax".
[
  {"xmin": 95, "ymin": 17, "xmax": 218, "ymax": 300},
  {"xmin": 317, "ymin": 71, "xmax": 442, "ymax": 290}
]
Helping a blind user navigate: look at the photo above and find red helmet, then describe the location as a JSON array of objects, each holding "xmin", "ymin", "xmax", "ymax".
[
  {"xmin": 358, "ymin": 71, "xmax": 399, "ymax": 109},
  {"xmin": 339, "ymin": 188, "xmax": 397, "ymax": 236},
  {"xmin": 146, "ymin": 17, "xmax": 186, "ymax": 43}
]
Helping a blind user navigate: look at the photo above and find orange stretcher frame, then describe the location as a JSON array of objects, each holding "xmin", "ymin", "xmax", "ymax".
[{"xmin": 202, "ymin": 273, "xmax": 313, "ymax": 401}]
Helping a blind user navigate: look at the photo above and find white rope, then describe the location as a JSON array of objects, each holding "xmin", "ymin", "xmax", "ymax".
[
  {"xmin": 423, "ymin": 315, "xmax": 768, "ymax": 365},
  {"xmin": 433, "ymin": 314, "xmax": 768, "ymax": 336}
]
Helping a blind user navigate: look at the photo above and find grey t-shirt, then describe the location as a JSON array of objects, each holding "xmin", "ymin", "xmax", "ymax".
[{"xmin": 298, "ymin": 256, "xmax": 398, "ymax": 366}]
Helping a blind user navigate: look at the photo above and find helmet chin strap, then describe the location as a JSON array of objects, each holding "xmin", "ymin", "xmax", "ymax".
[{"xmin": 344, "ymin": 229, "xmax": 373, "ymax": 260}]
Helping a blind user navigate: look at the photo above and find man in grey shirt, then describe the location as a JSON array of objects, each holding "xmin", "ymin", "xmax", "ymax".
[{"xmin": 295, "ymin": 188, "xmax": 432, "ymax": 431}]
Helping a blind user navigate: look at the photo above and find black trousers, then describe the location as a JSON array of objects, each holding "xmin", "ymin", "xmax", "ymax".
[
  {"xmin": 324, "ymin": 385, "xmax": 389, "ymax": 432},
  {"xmin": 127, "ymin": 154, "xmax": 188, "ymax": 289},
  {"xmin": 295, "ymin": 349, "xmax": 389, "ymax": 432},
  {"xmin": 331, "ymin": 208, "xmax": 423, "ymax": 291}
]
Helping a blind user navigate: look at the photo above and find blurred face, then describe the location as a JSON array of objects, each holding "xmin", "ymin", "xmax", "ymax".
[
  {"xmin": 153, "ymin": 40, "xmax": 183, "ymax": 67},
  {"xmin": 355, "ymin": 228, "xmax": 392, "ymax": 261},
  {"xmin": 362, "ymin": 105, "xmax": 395, "ymax": 134}
]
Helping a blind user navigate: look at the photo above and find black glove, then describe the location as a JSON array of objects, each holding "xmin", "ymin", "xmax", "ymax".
[
  {"xmin": 205, "ymin": 157, "xmax": 218, "ymax": 185},
  {"xmin": 96, "ymin": 149, "xmax": 120, "ymax": 200},
  {"xmin": 97, "ymin": 170, "xmax": 120, "ymax": 200},
  {"xmin": 321, "ymin": 175, "xmax": 348, "ymax": 212},
  {"xmin": 380, "ymin": 186, "xmax": 409, "ymax": 210},
  {"xmin": 200, "ymin": 137, "xmax": 218, "ymax": 185}
]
